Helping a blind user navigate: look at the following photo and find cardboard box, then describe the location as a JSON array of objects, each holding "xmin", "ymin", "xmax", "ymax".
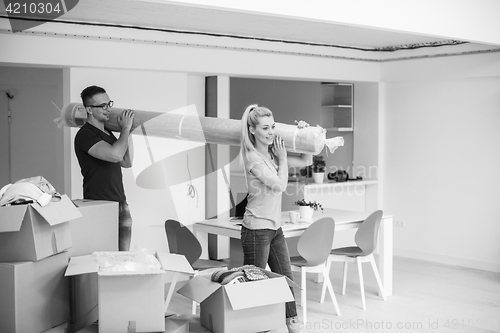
[
  {"xmin": 69, "ymin": 199, "xmax": 119, "ymax": 257},
  {"xmin": 169, "ymin": 314, "xmax": 213, "ymax": 333},
  {"xmin": 66, "ymin": 200, "xmax": 118, "ymax": 333},
  {"xmin": 67, "ymin": 273, "xmax": 99, "ymax": 333},
  {"xmin": 0, "ymin": 194, "xmax": 82, "ymax": 262},
  {"xmin": 65, "ymin": 252, "xmax": 194, "ymax": 333},
  {"xmin": 0, "ymin": 251, "xmax": 70, "ymax": 333},
  {"xmin": 164, "ymin": 315, "xmax": 190, "ymax": 333},
  {"xmin": 165, "ymin": 314, "xmax": 289, "ymax": 333},
  {"xmin": 177, "ymin": 271, "xmax": 297, "ymax": 333}
]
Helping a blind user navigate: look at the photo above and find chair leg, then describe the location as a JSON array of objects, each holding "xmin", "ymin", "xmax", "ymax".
[
  {"xmin": 342, "ymin": 260, "xmax": 349, "ymax": 295},
  {"xmin": 369, "ymin": 255, "xmax": 387, "ymax": 301},
  {"xmin": 321, "ymin": 265, "xmax": 341, "ymax": 316},
  {"xmin": 356, "ymin": 257, "xmax": 366, "ymax": 310},
  {"xmin": 301, "ymin": 267, "xmax": 307, "ymax": 324},
  {"xmin": 320, "ymin": 257, "xmax": 332, "ymax": 303},
  {"xmin": 191, "ymin": 271, "xmax": 200, "ymax": 315}
]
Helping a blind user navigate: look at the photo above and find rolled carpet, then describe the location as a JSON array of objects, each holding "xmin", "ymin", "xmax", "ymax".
[{"xmin": 55, "ymin": 103, "xmax": 343, "ymax": 155}]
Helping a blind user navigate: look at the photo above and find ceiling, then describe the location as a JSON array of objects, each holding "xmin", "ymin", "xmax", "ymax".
[
  {"xmin": 3, "ymin": 0, "xmax": 499, "ymax": 61},
  {"xmin": 62, "ymin": 0, "xmax": 452, "ymax": 51}
]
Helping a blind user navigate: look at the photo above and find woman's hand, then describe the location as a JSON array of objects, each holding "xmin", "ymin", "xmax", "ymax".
[
  {"xmin": 295, "ymin": 120, "xmax": 310, "ymax": 129},
  {"xmin": 272, "ymin": 135, "xmax": 287, "ymax": 161}
]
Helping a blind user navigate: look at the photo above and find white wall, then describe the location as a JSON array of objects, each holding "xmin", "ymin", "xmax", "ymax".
[
  {"xmin": 0, "ymin": 67, "xmax": 65, "ymax": 191},
  {"xmin": 381, "ymin": 52, "xmax": 500, "ymax": 272}
]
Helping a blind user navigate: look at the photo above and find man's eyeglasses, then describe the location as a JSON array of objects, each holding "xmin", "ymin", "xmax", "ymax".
[{"xmin": 88, "ymin": 101, "xmax": 114, "ymax": 110}]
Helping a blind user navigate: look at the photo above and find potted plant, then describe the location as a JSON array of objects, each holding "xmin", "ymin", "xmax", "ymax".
[
  {"xmin": 293, "ymin": 199, "xmax": 323, "ymax": 221},
  {"xmin": 312, "ymin": 155, "xmax": 326, "ymax": 183}
]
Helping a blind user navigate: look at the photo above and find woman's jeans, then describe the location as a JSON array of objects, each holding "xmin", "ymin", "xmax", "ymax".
[{"xmin": 240, "ymin": 226, "xmax": 297, "ymax": 319}]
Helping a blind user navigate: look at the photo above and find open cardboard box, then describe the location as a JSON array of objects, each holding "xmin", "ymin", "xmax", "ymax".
[
  {"xmin": 65, "ymin": 200, "xmax": 119, "ymax": 333},
  {"xmin": 0, "ymin": 194, "xmax": 82, "ymax": 262},
  {"xmin": 65, "ymin": 251, "xmax": 194, "ymax": 333},
  {"xmin": 177, "ymin": 270, "xmax": 299, "ymax": 333},
  {"xmin": 164, "ymin": 315, "xmax": 191, "ymax": 333}
]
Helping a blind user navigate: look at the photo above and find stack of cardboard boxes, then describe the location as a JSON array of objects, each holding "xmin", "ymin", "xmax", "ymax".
[
  {"xmin": 0, "ymin": 195, "xmax": 123, "ymax": 333},
  {"xmin": 0, "ymin": 195, "xmax": 82, "ymax": 333}
]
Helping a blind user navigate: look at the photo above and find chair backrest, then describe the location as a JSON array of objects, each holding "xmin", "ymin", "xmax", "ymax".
[
  {"xmin": 164, "ymin": 219, "xmax": 202, "ymax": 266},
  {"xmin": 297, "ymin": 217, "xmax": 335, "ymax": 266},
  {"xmin": 355, "ymin": 210, "xmax": 383, "ymax": 255}
]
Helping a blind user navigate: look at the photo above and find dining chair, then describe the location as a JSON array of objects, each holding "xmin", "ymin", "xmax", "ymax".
[
  {"xmin": 164, "ymin": 219, "xmax": 228, "ymax": 314},
  {"xmin": 289, "ymin": 217, "xmax": 341, "ymax": 323},
  {"xmin": 320, "ymin": 210, "xmax": 386, "ymax": 310}
]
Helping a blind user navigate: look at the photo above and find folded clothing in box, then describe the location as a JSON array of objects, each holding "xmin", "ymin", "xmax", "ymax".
[
  {"xmin": 211, "ymin": 264, "xmax": 270, "ymax": 285},
  {"xmin": 0, "ymin": 194, "xmax": 81, "ymax": 262},
  {"xmin": 178, "ymin": 269, "xmax": 299, "ymax": 333},
  {"xmin": 0, "ymin": 176, "xmax": 61, "ymax": 207}
]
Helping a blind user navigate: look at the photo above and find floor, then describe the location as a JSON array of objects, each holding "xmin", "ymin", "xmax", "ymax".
[{"xmin": 46, "ymin": 256, "xmax": 500, "ymax": 333}]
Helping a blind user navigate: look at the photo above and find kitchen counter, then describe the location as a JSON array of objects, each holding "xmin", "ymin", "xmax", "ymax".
[
  {"xmin": 284, "ymin": 178, "xmax": 378, "ymax": 212},
  {"xmin": 232, "ymin": 170, "xmax": 378, "ymax": 212},
  {"xmin": 288, "ymin": 176, "xmax": 377, "ymax": 186}
]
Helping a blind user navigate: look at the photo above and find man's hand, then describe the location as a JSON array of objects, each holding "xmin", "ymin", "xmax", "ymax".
[{"xmin": 119, "ymin": 109, "xmax": 135, "ymax": 132}]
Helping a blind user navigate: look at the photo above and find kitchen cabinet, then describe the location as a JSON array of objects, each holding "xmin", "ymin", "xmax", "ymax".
[{"xmin": 320, "ymin": 82, "xmax": 353, "ymax": 131}]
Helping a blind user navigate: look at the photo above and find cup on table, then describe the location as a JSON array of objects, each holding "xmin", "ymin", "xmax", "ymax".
[{"xmin": 289, "ymin": 211, "xmax": 300, "ymax": 223}]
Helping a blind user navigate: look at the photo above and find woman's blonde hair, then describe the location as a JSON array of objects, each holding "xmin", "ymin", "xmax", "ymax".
[{"xmin": 240, "ymin": 104, "xmax": 273, "ymax": 166}]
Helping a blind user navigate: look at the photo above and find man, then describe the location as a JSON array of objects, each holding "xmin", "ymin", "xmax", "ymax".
[{"xmin": 74, "ymin": 85, "xmax": 135, "ymax": 251}]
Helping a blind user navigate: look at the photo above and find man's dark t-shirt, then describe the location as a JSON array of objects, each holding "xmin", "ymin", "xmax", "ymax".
[{"xmin": 74, "ymin": 122, "xmax": 126, "ymax": 202}]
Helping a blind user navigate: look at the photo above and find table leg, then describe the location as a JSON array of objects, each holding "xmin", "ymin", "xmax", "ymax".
[
  {"xmin": 207, "ymin": 234, "xmax": 230, "ymax": 260},
  {"xmin": 229, "ymin": 238, "xmax": 245, "ymax": 269},
  {"xmin": 164, "ymin": 272, "xmax": 179, "ymax": 315},
  {"xmin": 378, "ymin": 216, "xmax": 393, "ymax": 296}
]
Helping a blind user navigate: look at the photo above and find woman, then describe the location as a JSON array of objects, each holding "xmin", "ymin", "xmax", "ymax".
[{"xmin": 240, "ymin": 104, "xmax": 312, "ymax": 333}]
